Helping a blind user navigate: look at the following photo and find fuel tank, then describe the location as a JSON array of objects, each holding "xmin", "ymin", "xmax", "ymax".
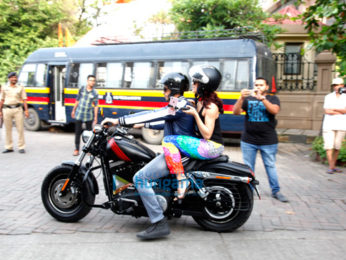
[{"xmin": 106, "ymin": 135, "xmax": 156, "ymax": 162}]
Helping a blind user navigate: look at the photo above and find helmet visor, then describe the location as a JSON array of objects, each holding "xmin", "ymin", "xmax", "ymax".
[{"xmin": 189, "ymin": 65, "xmax": 210, "ymax": 84}]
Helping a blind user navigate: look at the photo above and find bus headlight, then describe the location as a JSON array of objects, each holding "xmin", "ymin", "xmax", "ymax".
[{"xmin": 82, "ymin": 130, "xmax": 93, "ymax": 143}]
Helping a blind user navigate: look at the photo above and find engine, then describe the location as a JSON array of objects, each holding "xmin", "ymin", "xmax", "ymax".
[{"xmin": 112, "ymin": 185, "xmax": 170, "ymax": 217}]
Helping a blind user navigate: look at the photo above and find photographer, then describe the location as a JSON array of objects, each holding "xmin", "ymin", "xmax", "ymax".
[
  {"xmin": 233, "ymin": 77, "xmax": 288, "ymax": 202},
  {"xmin": 323, "ymin": 77, "xmax": 346, "ymax": 174}
]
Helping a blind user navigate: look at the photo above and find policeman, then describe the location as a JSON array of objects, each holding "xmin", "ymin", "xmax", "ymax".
[{"xmin": 0, "ymin": 72, "xmax": 29, "ymax": 153}]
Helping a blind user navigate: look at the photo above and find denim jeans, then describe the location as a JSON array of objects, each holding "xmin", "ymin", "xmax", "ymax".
[
  {"xmin": 240, "ymin": 141, "xmax": 280, "ymax": 195},
  {"xmin": 133, "ymin": 153, "xmax": 170, "ymax": 223}
]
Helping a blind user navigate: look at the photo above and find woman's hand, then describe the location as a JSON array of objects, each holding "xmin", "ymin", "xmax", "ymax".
[
  {"xmin": 183, "ymin": 105, "xmax": 198, "ymax": 117},
  {"xmin": 101, "ymin": 117, "xmax": 118, "ymax": 126}
]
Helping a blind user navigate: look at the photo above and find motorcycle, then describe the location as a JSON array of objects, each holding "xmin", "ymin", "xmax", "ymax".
[{"xmin": 41, "ymin": 124, "xmax": 260, "ymax": 232}]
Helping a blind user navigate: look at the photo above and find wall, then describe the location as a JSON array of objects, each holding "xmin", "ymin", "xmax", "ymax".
[{"xmin": 275, "ymin": 51, "xmax": 336, "ymax": 130}]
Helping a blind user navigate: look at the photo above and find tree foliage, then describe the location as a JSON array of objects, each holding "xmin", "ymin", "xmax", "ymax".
[
  {"xmin": 0, "ymin": 0, "xmax": 102, "ymax": 83},
  {"xmin": 301, "ymin": 0, "xmax": 346, "ymax": 75},
  {"xmin": 169, "ymin": 0, "xmax": 282, "ymax": 47}
]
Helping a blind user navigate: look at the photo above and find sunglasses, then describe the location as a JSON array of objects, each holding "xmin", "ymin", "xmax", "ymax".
[
  {"xmin": 163, "ymin": 87, "xmax": 169, "ymax": 92},
  {"xmin": 193, "ymin": 80, "xmax": 199, "ymax": 85}
]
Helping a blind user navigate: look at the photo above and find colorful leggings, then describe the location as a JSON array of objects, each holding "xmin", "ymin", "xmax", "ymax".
[{"xmin": 162, "ymin": 135, "xmax": 224, "ymax": 175}]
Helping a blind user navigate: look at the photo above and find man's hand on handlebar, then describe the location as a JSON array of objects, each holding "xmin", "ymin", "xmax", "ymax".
[{"xmin": 101, "ymin": 118, "xmax": 119, "ymax": 127}]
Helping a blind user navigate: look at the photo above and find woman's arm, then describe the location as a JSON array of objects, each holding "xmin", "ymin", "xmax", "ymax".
[{"xmin": 184, "ymin": 103, "xmax": 219, "ymax": 140}]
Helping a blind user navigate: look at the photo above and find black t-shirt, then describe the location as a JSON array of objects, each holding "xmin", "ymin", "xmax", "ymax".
[{"xmin": 241, "ymin": 95, "xmax": 280, "ymax": 145}]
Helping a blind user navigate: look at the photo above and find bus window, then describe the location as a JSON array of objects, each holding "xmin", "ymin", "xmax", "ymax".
[
  {"xmin": 36, "ymin": 64, "xmax": 47, "ymax": 87},
  {"xmin": 78, "ymin": 63, "xmax": 94, "ymax": 88},
  {"xmin": 18, "ymin": 64, "xmax": 36, "ymax": 87},
  {"xmin": 69, "ymin": 63, "xmax": 79, "ymax": 88},
  {"xmin": 192, "ymin": 61, "xmax": 220, "ymax": 69},
  {"xmin": 221, "ymin": 60, "xmax": 236, "ymax": 90},
  {"xmin": 96, "ymin": 63, "xmax": 107, "ymax": 88},
  {"xmin": 124, "ymin": 62, "xmax": 154, "ymax": 89},
  {"xmin": 157, "ymin": 61, "xmax": 189, "ymax": 85},
  {"xmin": 68, "ymin": 63, "xmax": 94, "ymax": 88},
  {"xmin": 236, "ymin": 60, "xmax": 250, "ymax": 89},
  {"xmin": 106, "ymin": 63, "xmax": 123, "ymax": 88}
]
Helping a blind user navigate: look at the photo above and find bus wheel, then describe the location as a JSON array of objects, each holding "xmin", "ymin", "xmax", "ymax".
[
  {"xmin": 24, "ymin": 108, "xmax": 41, "ymax": 131},
  {"xmin": 142, "ymin": 128, "xmax": 164, "ymax": 145}
]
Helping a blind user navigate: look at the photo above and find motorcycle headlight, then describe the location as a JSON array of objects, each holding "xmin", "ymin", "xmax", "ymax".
[{"xmin": 82, "ymin": 130, "xmax": 93, "ymax": 143}]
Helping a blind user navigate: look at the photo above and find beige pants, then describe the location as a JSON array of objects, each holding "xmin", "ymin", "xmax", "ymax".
[{"xmin": 3, "ymin": 107, "xmax": 25, "ymax": 150}]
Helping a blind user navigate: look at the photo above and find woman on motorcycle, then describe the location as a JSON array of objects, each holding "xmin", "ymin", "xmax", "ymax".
[{"xmin": 162, "ymin": 65, "xmax": 225, "ymax": 200}]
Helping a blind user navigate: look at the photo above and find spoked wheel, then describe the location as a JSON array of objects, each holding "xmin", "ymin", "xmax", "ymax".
[
  {"xmin": 193, "ymin": 182, "xmax": 253, "ymax": 232},
  {"xmin": 41, "ymin": 166, "xmax": 95, "ymax": 222}
]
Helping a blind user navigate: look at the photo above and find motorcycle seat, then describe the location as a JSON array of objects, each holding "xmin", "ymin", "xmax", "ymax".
[{"xmin": 183, "ymin": 155, "xmax": 229, "ymax": 172}]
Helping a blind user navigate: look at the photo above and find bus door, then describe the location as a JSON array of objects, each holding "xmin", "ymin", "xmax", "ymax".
[{"xmin": 47, "ymin": 65, "xmax": 67, "ymax": 123}]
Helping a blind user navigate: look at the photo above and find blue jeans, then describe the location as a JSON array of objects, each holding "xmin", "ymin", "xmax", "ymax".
[
  {"xmin": 133, "ymin": 154, "xmax": 169, "ymax": 223},
  {"xmin": 240, "ymin": 141, "xmax": 280, "ymax": 195}
]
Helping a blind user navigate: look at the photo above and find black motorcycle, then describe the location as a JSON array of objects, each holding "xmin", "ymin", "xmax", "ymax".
[{"xmin": 41, "ymin": 125, "xmax": 259, "ymax": 232}]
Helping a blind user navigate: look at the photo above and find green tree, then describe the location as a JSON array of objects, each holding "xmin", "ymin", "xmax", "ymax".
[
  {"xmin": 0, "ymin": 0, "xmax": 104, "ymax": 83},
  {"xmin": 301, "ymin": 0, "xmax": 346, "ymax": 75},
  {"xmin": 0, "ymin": 0, "xmax": 66, "ymax": 82},
  {"xmin": 169, "ymin": 0, "xmax": 282, "ymax": 46}
]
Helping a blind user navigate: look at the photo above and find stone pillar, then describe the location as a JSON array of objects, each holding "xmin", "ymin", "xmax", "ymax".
[{"xmin": 315, "ymin": 51, "xmax": 337, "ymax": 92}]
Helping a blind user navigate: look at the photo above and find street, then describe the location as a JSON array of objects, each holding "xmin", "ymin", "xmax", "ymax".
[{"xmin": 0, "ymin": 128, "xmax": 345, "ymax": 259}]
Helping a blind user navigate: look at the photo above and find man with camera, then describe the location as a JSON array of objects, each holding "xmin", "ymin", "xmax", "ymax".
[
  {"xmin": 323, "ymin": 77, "xmax": 346, "ymax": 174},
  {"xmin": 233, "ymin": 77, "xmax": 288, "ymax": 203}
]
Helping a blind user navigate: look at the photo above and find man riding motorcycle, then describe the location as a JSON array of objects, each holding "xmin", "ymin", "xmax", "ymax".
[{"xmin": 102, "ymin": 72, "xmax": 195, "ymax": 240}]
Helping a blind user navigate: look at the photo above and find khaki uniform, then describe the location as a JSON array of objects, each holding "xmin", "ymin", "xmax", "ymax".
[{"xmin": 1, "ymin": 84, "xmax": 27, "ymax": 150}]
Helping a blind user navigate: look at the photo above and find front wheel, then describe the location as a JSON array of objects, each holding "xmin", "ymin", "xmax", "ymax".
[
  {"xmin": 41, "ymin": 166, "xmax": 95, "ymax": 222},
  {"xmin": 193, "ymin": 182, "xmax": 253, "ymax": 232}
]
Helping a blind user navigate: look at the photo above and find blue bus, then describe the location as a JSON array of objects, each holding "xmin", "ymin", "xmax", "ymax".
[{"xmin": 19, "ymin": 37, "xmax": 276, "ymax": 144}]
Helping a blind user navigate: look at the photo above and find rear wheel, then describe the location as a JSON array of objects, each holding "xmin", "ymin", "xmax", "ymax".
[
  {"xmin": 193, "ymin": 182, "xmax": 253, "ymax": 232},
  {"xmin": 41, "ymin": 166, "xmax": 95, "ymax": 222}
]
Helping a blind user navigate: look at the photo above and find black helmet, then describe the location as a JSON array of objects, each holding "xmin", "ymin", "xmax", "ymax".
[
  {"xmin": 189, "ymin": 65, "xmax": 222, "ymax": 96},
  {"xmin": 159, "ymin": 72, "xmax": 189, "ymax": 96}
]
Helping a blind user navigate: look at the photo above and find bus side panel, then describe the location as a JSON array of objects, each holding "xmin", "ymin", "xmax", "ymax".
[
  {"xmin": 63, "ymin": 88, "xmax": 79, "ymax": 124},
  {"xmin": 220, "ymin": 114, "xmax": 245, "ymax": 133},
  {"xmin": 26, "ymin": 88, "xmax": 51, "ymax": 122}
]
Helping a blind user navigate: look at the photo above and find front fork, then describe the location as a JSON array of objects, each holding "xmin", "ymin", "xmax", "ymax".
[{"xmin": 60, "ymin": 132, "xmax": 97, "ymax": 194}]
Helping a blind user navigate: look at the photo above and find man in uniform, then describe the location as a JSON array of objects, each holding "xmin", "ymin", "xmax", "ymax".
[{"xmin": 0, "ymin": 72, "xmax": 29, "ymax": 153}]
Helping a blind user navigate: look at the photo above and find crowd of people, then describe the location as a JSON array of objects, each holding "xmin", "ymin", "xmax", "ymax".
[{"xmin": 0, "ymin": 66, "xmax": 344, "ymax": 240}]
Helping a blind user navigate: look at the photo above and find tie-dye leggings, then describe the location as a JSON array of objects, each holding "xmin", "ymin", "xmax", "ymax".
[{"xmin": 162, "ymin": 135, "xmax": 224, "ymax": 175}]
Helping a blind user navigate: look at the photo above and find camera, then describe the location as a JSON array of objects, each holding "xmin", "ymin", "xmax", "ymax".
[{"xmin": 338, "ymin": 87, "xmax": 346, "ymax": 94}]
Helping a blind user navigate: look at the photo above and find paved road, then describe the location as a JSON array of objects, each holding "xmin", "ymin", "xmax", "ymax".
[{"xmin": 0, "ymin": 128, "xmax": 345, "ymax": 259}]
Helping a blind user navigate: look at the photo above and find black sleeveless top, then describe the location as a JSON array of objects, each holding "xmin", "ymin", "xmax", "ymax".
[{"xmin": 197, "ymin": 106, "xmax": 224, "ymax": 145}]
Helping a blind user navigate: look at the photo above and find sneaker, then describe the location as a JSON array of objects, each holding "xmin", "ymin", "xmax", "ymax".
[
  {"xmin": 2, "ymin": 149, "xmax": 14, "ymax": 153},
  {"xmin": 136, "ymin": 217, "xmax": 170, "ymax": 240},
  {"xmin": 18, "ymin": 149, "xmax": 25, "ymax": 154},
  {"xmin": 272, "ymin": 192, "xmax": 289, "ymax": 203},
  {"xmin": 73, "ymin": 150, "xmax": 79, "ymax": 156}
]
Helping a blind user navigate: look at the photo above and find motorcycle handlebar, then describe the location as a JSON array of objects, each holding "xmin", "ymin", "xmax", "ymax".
[{"xmin": 95, "ymin": 124, "xmax": 129, "ymax": 136}]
